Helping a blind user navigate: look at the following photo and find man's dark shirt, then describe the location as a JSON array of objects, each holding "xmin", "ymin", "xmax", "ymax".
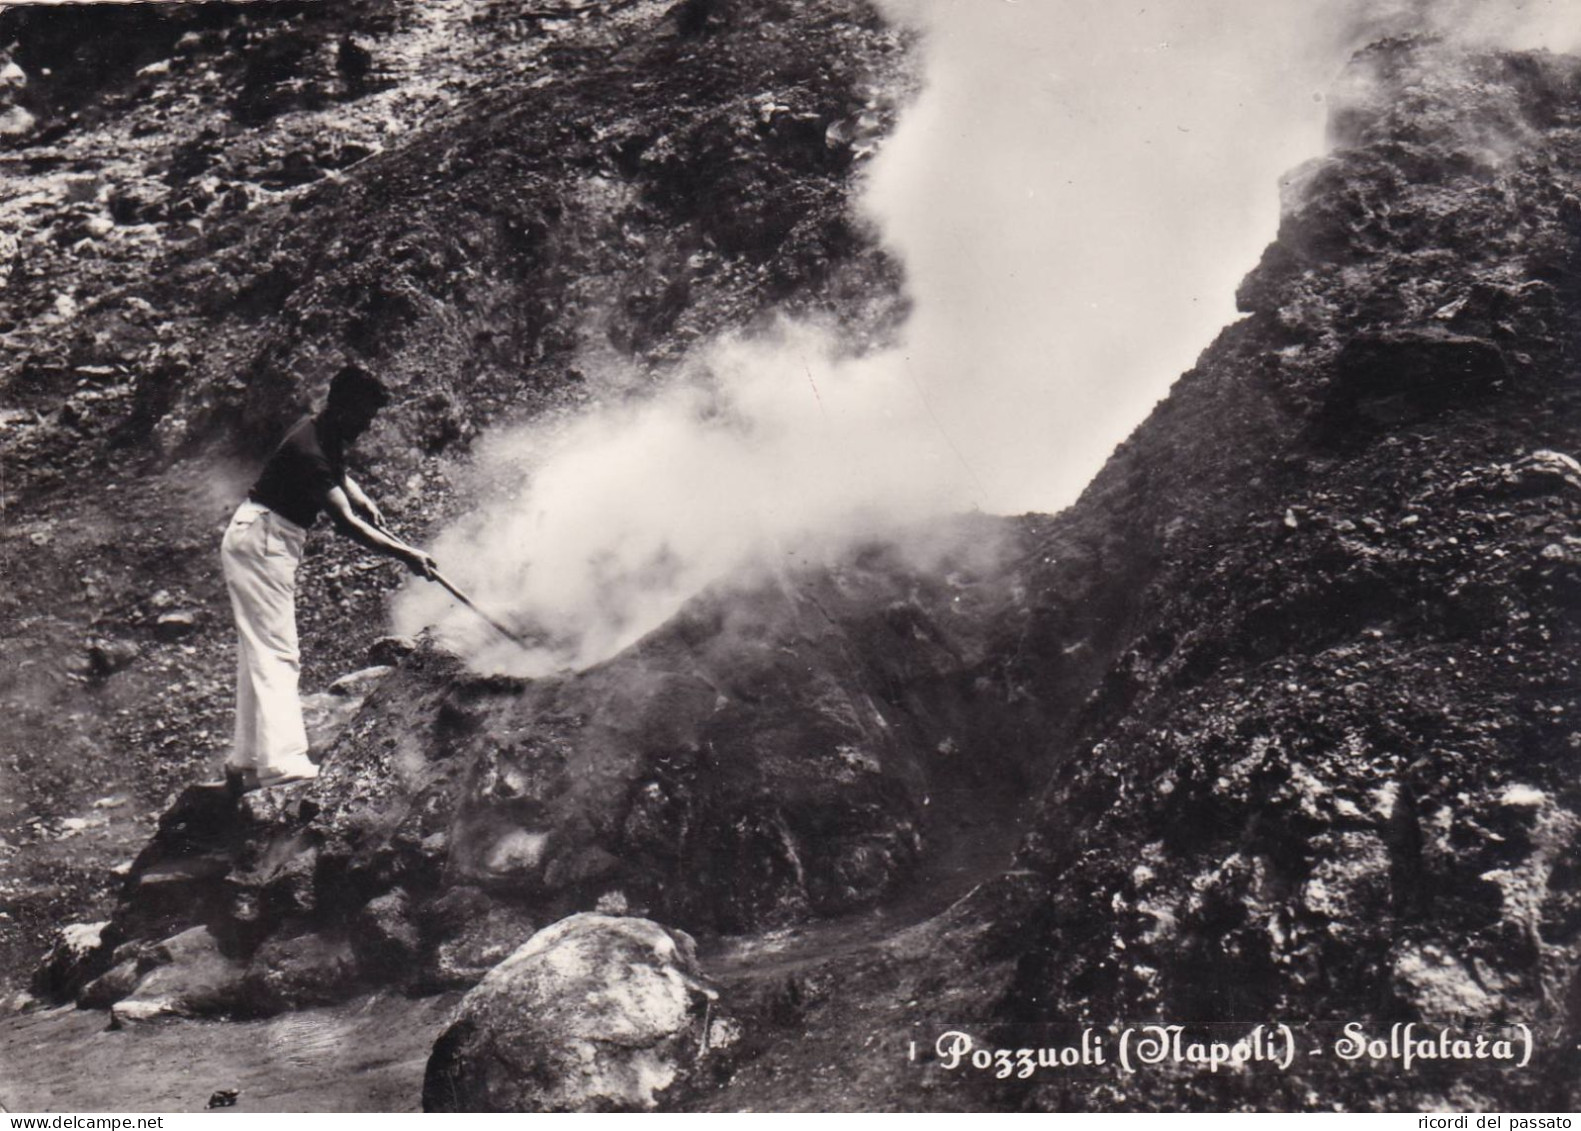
[{"xmin": 248, "ymin": 415, "xmax": 346, "ymax": 530}]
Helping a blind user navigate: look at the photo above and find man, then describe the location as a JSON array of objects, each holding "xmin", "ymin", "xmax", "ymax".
[{"xmin": 221, "ymin": 364, "xmax": 436, "ymax": 791}]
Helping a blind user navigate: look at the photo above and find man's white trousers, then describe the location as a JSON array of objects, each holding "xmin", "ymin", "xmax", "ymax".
[{"xmin": 220, "ymin": 501, "xmax": 313, "ymax": 773}]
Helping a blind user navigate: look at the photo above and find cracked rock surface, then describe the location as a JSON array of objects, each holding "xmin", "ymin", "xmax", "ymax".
[{"xmin": 422, "ymin": 913, "xmax": 726, "ymax": 1112}]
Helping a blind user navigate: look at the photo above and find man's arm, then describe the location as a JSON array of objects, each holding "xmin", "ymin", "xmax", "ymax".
[
  {"xmin": 341, "ymin": 474, "xmax": 385, "ymax": 529},
  {"xmin": 325, "ymin": 486, "xmax": 436, "ymax": 578}
]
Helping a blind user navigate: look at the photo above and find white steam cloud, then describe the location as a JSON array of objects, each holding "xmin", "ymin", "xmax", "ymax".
[
  {"xmin": 393, "ymin": 0, "xmax": 1581, "ymax": 675},
  {"xmin": 394, "ymin": 323, "xmax": 977, "ymax": 674}
]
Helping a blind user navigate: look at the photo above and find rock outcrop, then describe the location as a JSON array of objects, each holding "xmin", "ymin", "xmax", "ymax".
[
  {"xmin": 107, "ymin": 925, "xmax": 245, "ymax": 1026},
  {"xmin": 984, "ymin": 41, "xmax": 1581, "ymax": 1113},
  {"xmin": 51, "ymin": 521, "xmax": 1045, "ymax": 1017},
  {"xmin": 423, "ymin": 913, "xmax": 727, "ymax": 1112}
]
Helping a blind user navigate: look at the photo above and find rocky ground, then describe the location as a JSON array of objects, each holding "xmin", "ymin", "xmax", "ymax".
[{"xmin": 4, "ymin": 3, "xmax": 1581, "ymax": 1116}]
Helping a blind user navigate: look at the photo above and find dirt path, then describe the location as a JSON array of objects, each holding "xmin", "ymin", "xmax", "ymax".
[
  {"xmin": 705, "ymin": 776, "xmax": 1029, "ymax": 982},
  {"xmin": 0, "ymin": 991, "xmax": 461, "ymax": 1114}
]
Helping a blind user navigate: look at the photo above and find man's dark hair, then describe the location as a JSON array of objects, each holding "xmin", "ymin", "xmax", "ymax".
[{"xmin": 327, "ymin": 364, "xmax": 390, "ymax": 412}]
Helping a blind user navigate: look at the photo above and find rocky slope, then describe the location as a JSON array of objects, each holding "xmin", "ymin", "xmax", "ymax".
[
  {"xmin": 997, "ymin": 40, "xmax": 1581, "ymax": 1113},
  {"xmin": 8, "ymin": 7, "xmax": 1581, "ymax": 1117},
  {"xmin": 688, "ymin": 39, "xmax": 1581, "ymax": 1112}
]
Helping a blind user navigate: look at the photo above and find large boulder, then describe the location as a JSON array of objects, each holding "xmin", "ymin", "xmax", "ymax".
[
  {"xmin": 422, "ymin": 914, "xmax": 727, "ymax": 1112},
  {"xmin": 30, "ymin": 920, "xmax": 110, "ymax": 1001},
  {"xmin": 240, "ymin": 930, "xmax": 359, "ymax": 1013},
  {"xmin": 108, "ymin": 925, "xmax": 247, "ymax": 1026}
]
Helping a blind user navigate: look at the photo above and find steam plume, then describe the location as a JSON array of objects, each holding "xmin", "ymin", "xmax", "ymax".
[
  {"xmin": 394, "ymin": 324, "xmax": 975, "ymax": 675},
  {"xmin": 393, "ymin": 0, "xmax": 1581, "ymax": 675}
]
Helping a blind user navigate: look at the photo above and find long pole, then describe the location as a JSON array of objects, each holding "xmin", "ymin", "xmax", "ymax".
[
  {"xmin": 372, "ymin": 516, "xmax": 536, "ymax": 650},
  {"xmin": 430, "ymin": 569, "xmax": 538, "ymax": 650}
]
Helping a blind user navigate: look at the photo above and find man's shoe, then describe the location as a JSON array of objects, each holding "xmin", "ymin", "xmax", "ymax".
[
  {"xmin": 224, "ymin": 765, "xmax": 261, "ymax": 796},
  {"xmin": 256, "ymin": 761, "xmax": 319, "ymax": 787}
]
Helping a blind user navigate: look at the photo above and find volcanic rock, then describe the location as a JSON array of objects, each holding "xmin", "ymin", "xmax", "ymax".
[
  {"xmin": 0, "ymin": 105, "xmax": 34, "ymax": 140},
  {"xmin": 349, "ymin": 887, "xmax": 420, "ymax": 983},
  {"xmin": 336, "ymin": 36, "xmax": 373, "ymax": 85},
  {"xmin": 366, "ymin": 635, "xmax": 419, "ymax": 666},
  {"xmin": 109, "ymin": 925, "xmax": 246, "ymax": 1025},
  {"xmin": 240, "ymin": 931, "xmax": 359, "ymax": 1014},
  {"xmin": 0, "ymin": 58, "xmax": 25, "ymax": 97},
  {"xmin": 107, "ymin": 186, "xmax": 167, "ymax": 226},
  {"xmin": 422, "ymin": 913, "xmax": 723, "ymax": 1113},
  {"xmin": 422, "ymin": 886, "xmax": 538, "ymax": 990},
  {"xmin": 153, "ymin": 610, "xmax": 201, "ymax": 639},
  {"xmin": 30, "ymin": 921, "xmax": 108, "ymax": 1001},
  {"xmin": 79, "ymin": 956, "xmax": 145, "ymax": 1010},
  {"xmin": 86, "ymin": 637, "xmax": 141, "ymax": 677},
  {"xmin": 300, "ymin": 690, "xmax": 362, "ymax": 753},
  {"xmin": 327, "ymin": 665, "xmax": 392, "ymax": 697},
  {"xmin": 67, "ymin": 520, "xmax": 1035, "ymax": 1016}
]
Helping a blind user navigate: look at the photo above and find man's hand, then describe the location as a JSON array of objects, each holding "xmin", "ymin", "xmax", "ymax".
[
  {"xmin": 327, "ymin": 486, "xmax": 436, "ymax": 579},
  {"xmin": 405, "ymin": 549, "xmax": 439, "ymax": 581},
  {"xmin": 363, "ymin": 500, "xmax": 387, "ymax": 531}
]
